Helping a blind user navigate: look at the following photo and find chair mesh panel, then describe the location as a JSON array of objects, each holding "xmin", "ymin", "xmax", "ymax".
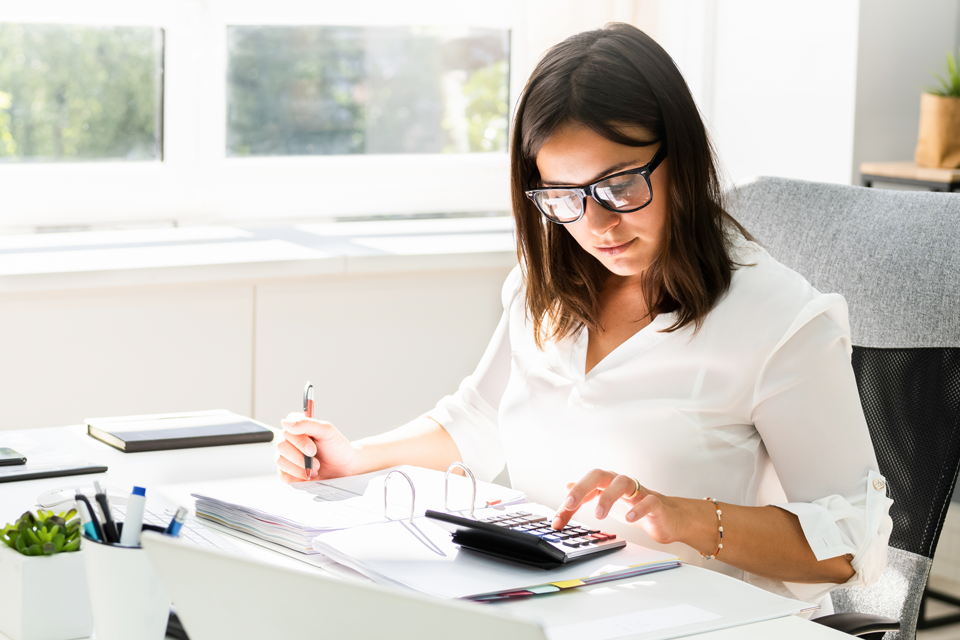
[{"xmin": 853, "ymin": 347, "xmax": 960, "ymax": 559}]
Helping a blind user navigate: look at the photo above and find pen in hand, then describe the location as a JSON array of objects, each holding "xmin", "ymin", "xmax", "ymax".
[{"xmin": 302, "ymin": 382, "xmax": 315, "ymax": 480}]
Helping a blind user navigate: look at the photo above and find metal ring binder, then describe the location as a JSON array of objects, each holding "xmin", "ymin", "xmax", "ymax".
[
  {"xmin": 444, "ymin": 462, "xmax": 477, "ymax": 518},
  {"xmin": 383, "ymin": 469, "xmax": 416, "ymax": 523}
]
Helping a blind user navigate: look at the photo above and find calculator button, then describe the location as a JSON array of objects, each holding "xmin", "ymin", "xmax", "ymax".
[
  {"xmin": 543, "ymin": 535, "xmax": 562, "ymax": 543},
  {"xmin": 514, "ymin": 511, "xmax": 531, "ymax": 517},
  {"xmin": 600, "ymin": 533, "xmax": 616, "ymax": 540},
  {"xmin": 589, "ymin": 533, "xmax": 609, "ymax": 541},
  {"xmin": 562, "ymin": 539, "xmax": 583, "ymax": 547},
  {"xmin": 520, "ymin": 515, "xmax": 548, "ymax": 524}
]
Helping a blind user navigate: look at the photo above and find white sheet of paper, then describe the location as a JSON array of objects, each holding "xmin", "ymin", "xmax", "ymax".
[
  {"xmin": 313, "ymin": 504, "xmax": 680, "ymax": 599},
  {"xmin": 184, "ymin": 465, "xmax": 524, "ymax": 531},
  {"xmin": 545, "ymin": 605, "xmax": 722, "ymax": 640},
  {"xmin": 187, "ymin": 475, "xmax": 383, "ymax": 530}
]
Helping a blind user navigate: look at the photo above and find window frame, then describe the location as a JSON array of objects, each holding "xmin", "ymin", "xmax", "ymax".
[{"xmin": 0, "ymin": 0, "xmax": 528, "ymax": 230}]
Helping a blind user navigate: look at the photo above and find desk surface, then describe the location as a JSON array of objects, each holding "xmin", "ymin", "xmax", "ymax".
[{"xmin": 0, "ymin": 425, "xmax": 848, "ymax": 640}]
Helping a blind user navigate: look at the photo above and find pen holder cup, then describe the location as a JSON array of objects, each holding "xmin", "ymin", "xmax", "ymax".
[{"xmin": 81, "ymin": 524, "xmax": 171, "ymax": 640}]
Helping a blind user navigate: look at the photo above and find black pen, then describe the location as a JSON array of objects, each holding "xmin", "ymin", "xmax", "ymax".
[
  {"xmin": 94, "ymin": 481, "xmax": 120, "ymax": 543},
  {"xmin": 303, "ymin": 382, "xmax": 314, "ymax": 480}
]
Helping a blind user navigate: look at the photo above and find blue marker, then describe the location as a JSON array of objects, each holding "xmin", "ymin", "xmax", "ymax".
[{"xmin": 164, "ymin": 506, "xmax": 188, "ymax": 537}]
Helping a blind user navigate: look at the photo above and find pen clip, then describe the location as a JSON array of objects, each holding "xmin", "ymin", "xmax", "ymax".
[
  {"xmin": 303, "ymin": 382, "xmax": 313, "ymax": 414},
  {"xmin": 383, "ymin": 469, "xmax": 416, "ymax": 524},
  {"xmin": 444, "ymin": 462, "xmax": 477, "ymax": 519}
]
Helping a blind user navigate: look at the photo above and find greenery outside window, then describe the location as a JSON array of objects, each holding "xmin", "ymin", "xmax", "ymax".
[
  {"xmin": 0, "ymin": 24, "xmax": 164, "ymax": 162},
  {"xmin": 227, "ymin": 26, "xmax": 510, "ymax": 157}
]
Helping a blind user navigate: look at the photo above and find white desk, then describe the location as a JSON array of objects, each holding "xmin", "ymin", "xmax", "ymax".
[{"xmin": 0, "ymin": 425, "xmax": 848, "ymax": 640}]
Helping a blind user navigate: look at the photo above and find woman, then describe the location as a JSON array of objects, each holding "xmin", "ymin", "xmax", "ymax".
[{"xmin": 276, "ymin": 23, "xmax": 891, "ymax": 605}]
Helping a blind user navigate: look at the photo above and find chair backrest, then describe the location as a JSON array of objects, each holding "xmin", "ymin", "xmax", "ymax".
[{"xmin": 730, "ymin": 176, "xmax": 960, "ymax": 640}]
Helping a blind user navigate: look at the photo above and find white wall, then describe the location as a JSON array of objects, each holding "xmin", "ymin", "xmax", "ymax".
[
  {"xmin": 705, "ymin": 1, "xmax": 862, "ymax": 186},
  {"xmin": 656, "ymin": 0, "xmax": 960, "ymax": 188},
  {"xmin": 0, "ymin": 266, "xmax": 511, "ymax": 443},
  {"xmin": 851, "ymin": 0, "xmax": 960, "ymax": 184},
  {"xmin": 254, "ymin": 268, "xmax": 511, "ymax": 440},
  {"xmin": 0, "ymin": 284, "xmax": 254, "ymax": 428}
]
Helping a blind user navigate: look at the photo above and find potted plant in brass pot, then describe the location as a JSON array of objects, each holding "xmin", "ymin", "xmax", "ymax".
[
  {"xmin": 0, "ymin": 510, "xmax": 93, "ymax": 640},
  {"xmin": 916, "ymin": 47, "xmax": 960, "ymax": 168}
]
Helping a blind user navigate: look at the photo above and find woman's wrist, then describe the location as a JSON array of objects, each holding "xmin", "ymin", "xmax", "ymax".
[
  {"xmin": 675, "ymin": 496, "xmax": 723, "ymax": 556},
  {"xmin": 350, "ymin": 438, "xmax": 387, "ymax": 475}
]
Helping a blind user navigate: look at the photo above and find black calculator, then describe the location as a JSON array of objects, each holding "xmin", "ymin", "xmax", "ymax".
[{"xmin": 425, "ymin": 509, "xmax": 626, "ymax": 569}]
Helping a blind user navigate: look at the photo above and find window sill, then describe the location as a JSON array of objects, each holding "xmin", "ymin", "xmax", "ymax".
[{"xmin": 0, "ymin": 217, "xmax": 517, "ymax": 295}]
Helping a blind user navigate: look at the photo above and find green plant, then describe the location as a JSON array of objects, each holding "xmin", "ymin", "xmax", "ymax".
[
  {"xmin": 1, "ymin": 510, "xmax": 81, "ymax": 556},
  {"xmin": 927, "ymin": 47, "xmax": 960, "ymax": 97}
]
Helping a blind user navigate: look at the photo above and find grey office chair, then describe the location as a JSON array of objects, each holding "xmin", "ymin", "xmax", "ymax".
[{"xmin": 731, "ymin": 176, "xmax": 960, "ymax": 640}]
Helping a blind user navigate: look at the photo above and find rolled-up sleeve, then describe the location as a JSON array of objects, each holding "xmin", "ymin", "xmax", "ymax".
[
  {"xmin": 425, "ymin": 267, "xmax": 522, "ymax": 481},
  {"xmin": 752, "ymin": 293, "xmax": 894, "ymax": 602}
]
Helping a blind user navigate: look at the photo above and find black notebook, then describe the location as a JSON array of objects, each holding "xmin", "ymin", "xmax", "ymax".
[
  {"xmin": 86, "ymin": 410, "xmax": 275, "ymax": 453},
  {"xmin": 0, "ymin": 455, "xmax": 107, "ymax": 483}
]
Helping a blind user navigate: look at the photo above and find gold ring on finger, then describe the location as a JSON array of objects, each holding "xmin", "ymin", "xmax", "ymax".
[{"xmin": 626, "ymin": 477, "xmax": 641, "ymax": 499}]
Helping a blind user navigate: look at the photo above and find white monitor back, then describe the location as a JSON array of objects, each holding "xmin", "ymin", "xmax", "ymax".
[{"xmin": 141, "ymin": 532, "xmax": 546, "ymax": 640}]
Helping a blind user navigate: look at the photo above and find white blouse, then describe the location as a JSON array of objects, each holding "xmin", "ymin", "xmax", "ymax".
[{"xmin": 427, "ymin": 237, "xmax": 893, "ymax": 604}]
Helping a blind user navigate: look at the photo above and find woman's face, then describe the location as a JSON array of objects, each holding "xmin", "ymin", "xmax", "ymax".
[{"xmin": 535, "ymin": 122, "xmax": 669, "ymax": 283}]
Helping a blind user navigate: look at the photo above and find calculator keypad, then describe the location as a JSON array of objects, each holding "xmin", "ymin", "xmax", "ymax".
[{"xmin": 480, "ymin": 511, "xmax": 618, "ymax": 555}]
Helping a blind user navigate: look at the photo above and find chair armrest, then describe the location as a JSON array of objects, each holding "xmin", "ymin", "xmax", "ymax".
[{"xmin": 811, "ymin": 612, "xmax": 900, "ymax": 637}]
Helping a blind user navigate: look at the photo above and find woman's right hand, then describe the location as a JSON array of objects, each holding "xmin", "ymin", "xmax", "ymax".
[{"xmin": 276, "ymin": 413, "xmax": 364, "ymax": 483}]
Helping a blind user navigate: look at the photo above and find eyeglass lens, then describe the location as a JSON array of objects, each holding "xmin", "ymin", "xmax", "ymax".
[{"xmin": 534, "ymin": 172, "xmax": 651, "ymax": 222}]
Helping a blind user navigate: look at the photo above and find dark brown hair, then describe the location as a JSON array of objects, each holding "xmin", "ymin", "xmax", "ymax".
[{"xmin": 511, "ymin": 23, "xmax": 751, "ymax": 347}]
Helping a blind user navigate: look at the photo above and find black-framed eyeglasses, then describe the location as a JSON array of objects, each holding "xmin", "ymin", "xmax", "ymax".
[{"xmin": 525, "ymin": 142, "xmax": 668, "ymax": 224}]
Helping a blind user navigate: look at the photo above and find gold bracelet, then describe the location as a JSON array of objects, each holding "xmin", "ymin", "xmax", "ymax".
[{"xmin": 700, "ymin": 498, "xmax": 723, "ymax": 560}]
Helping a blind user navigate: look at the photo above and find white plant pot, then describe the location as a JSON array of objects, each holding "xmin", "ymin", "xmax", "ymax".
[{"xmin": 0, "ymin": 544, "xmax": 94, "ymax": 640}]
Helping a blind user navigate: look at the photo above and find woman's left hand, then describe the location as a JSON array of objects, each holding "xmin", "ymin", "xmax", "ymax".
[{"xmin": 553, "ymin": 468, "xmax": 684, "ymax": 546}]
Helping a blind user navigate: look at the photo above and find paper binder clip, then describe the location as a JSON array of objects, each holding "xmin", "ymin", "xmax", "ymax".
[
  {"xmin": 444, "ymin": 462, "xmax": 477, "ymax": 519},
  {"xmin": 383, "ymin": 469, "xmax": 416, "ymax": 524}
]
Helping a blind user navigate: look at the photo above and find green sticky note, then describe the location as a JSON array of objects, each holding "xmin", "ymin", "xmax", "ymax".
[{"xmin": 527, "ymin": 585, "xmax": 561, "ymax": 594}]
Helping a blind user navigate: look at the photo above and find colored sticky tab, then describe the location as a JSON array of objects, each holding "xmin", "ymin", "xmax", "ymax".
[
  {"xmin": 527, "ymin": 585, "xmax": 561, "ymax": 594},
  {"xmin": 551, "ymin": 579, "xmax": 585, "ymax": 589}
]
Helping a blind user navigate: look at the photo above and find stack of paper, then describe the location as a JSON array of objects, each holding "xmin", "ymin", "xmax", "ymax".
[
  {"xmin": 191, "ymin": 466, "xmax": 525, "ymax": 553},
  {"xmin": 312, "ymin": 504, "xmax": 681, "ymax": 600}
]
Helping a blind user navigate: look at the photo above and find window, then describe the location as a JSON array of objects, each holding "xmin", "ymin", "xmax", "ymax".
[
  {"xmin": 226, "ymin": 26, "xmax": 509, "ymax": 156},
  {"xmin": 0, "ymin": 1, "xmax": 524, "ymax": 230},
  {"xmin": 0, "ymin": 24, "xmax": 164, "ymax": 162}
]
